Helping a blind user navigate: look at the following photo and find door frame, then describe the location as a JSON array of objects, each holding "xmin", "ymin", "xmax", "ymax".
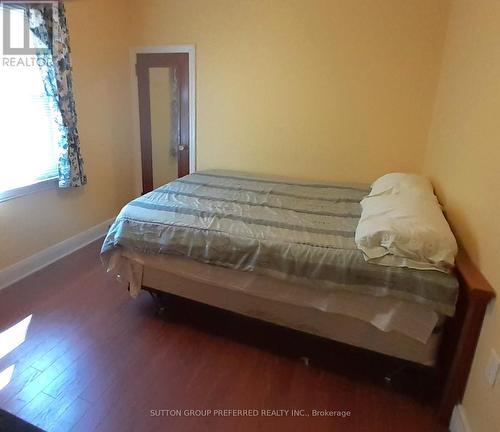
[{"xmin": 130, "ymin": 45, "xmax": 196, "ymax": 196}]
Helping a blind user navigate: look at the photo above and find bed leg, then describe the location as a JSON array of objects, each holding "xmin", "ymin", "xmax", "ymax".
[
  {"xmin": 383, "ymin": 363, "xmax": 409, "ymax": 386},
  {"xmin": 148, "ymin": 290, "xmax": 168, "ymax": 317}
]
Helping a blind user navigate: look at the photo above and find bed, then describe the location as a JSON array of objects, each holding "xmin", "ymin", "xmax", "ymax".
[{"xmin": 101, "ymin": 170, "xmax": 494, "ymax": 424}]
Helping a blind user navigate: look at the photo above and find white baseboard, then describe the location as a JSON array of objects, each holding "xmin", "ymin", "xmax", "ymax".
[
  {"xmin": 0, "ymin": 218, "xmax": 113, "ymax": 291},
  {"xmin": 450, "ymin": 405, "xmax": 472, "ymax": 432}
]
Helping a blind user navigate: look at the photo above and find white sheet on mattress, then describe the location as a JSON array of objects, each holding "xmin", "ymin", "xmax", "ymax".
[{"xmin": 106, "ymin": 249, "xmax": 441, "ymax": 344}]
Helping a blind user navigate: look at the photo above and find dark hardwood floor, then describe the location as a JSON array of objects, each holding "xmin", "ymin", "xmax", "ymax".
[{"xmin": 0, "ymin": 240, "xmax": 447, "ymax": 432}]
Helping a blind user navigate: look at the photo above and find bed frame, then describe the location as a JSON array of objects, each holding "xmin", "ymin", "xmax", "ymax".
[
  {"xmin": 141, "ymin": 248, "xmax": 494, "ymax": 425},
  {"xmin": 436, "ymin": 249, "xmax": 495, "ymax": 423}
]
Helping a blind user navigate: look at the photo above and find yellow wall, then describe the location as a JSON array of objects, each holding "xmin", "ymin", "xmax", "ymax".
[
  {"xmin": 0, "ymin": 0, "xmax": 135, "ymax": 269},
  {"xmin": 422, "ymin": 0, "xmax": 500, "ymax": 430},
  {"xmin": 131, "ymin": 0, "xmax": 450, "ymax": 183}
]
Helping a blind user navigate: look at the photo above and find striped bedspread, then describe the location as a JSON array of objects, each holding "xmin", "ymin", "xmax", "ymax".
[{"xmin": 101, "ymin": 170, "xmax": 458, "ymax": 316}]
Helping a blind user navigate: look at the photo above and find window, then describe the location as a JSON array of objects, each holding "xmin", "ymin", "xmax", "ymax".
[{"xmin": 0, "ymin": 6, "xmax": 61, "ymax": 201}]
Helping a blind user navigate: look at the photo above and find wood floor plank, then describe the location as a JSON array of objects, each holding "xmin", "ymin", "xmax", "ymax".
[
  {"xmin": 4, "ymin": 364, "xmax": 62, "ymax": 415},
  {"xmin": 0, "ymin": 366, "xmax": 41, "ymax": 406},
  {"xmin": 46, "ymin": 397, "xmax": 92, "ymax": 432},
  {"xmin": 15, "ymin": 391, "xmax": 56, "ymax": 428}
]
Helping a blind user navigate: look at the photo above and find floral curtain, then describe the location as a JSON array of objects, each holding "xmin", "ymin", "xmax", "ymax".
[{"xmin": 27, "ymin": 3, "xmax": 87, "ymax": 188}]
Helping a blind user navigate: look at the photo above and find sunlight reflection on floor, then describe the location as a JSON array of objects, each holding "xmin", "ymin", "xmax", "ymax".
[
  {"xmin": 0, "ymin": 364, "xmax": 15, "ymax": 391},
  {"xmin": 0, "ymin": 315, "xmax": 33, "ymax": 360}
]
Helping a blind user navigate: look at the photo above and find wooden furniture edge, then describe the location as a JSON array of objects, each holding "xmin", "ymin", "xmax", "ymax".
[
  {"xmin": 437, "ymin": 249, "xmax": 496, "ymax": 424},
  {"xmin": 455, "ymin": 250, "xmax": 496, "ymax": 300}
]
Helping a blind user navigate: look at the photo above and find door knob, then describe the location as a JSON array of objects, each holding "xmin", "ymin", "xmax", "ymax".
[{"xmin": 178, "ymin": 145, "xmax": 185, "ymax": 151}]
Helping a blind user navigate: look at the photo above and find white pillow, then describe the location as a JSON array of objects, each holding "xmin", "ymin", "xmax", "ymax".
[
  {"xmin": 355, "ymin": 192, "xmax": 457, "ymax": 272},
  {"xmin": 370, "ymin": 173, "xmax": 434, "ymax": 197}
]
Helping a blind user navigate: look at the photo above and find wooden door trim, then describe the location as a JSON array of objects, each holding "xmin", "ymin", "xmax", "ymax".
[
  {"xmin": 136, "ymin": 53, "xmax": 190, "ymax": 192},
  {"xmin": 130, "ymin": 46, "xmax": 196, "ymax": 196}
]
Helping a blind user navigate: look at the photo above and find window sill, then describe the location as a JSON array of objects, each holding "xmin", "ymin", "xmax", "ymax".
[{"xmin": 0, "ymin": 178, "xmax": 58, "ymax": 204}]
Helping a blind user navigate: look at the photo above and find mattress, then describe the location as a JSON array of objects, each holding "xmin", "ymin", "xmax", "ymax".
[
  {"xmin": 107, "ymin": 249, "xmax": 443, "ymax": 345},
  {"xmin": 101, "ymin": 170, "xmax": 459, "ymax": 316},
  {"xmin": 138, "ymin": 257, "xmax": 442, "ymax": 366}
]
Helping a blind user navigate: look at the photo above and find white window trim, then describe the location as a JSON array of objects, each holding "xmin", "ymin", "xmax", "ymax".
[
  {"xmin": 129, "ymin": 45, "xmax": 196, "ymax": 197},
  {"xmin": 0, "ymin": 177, "xmax": 58, "ymax": 204}
]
